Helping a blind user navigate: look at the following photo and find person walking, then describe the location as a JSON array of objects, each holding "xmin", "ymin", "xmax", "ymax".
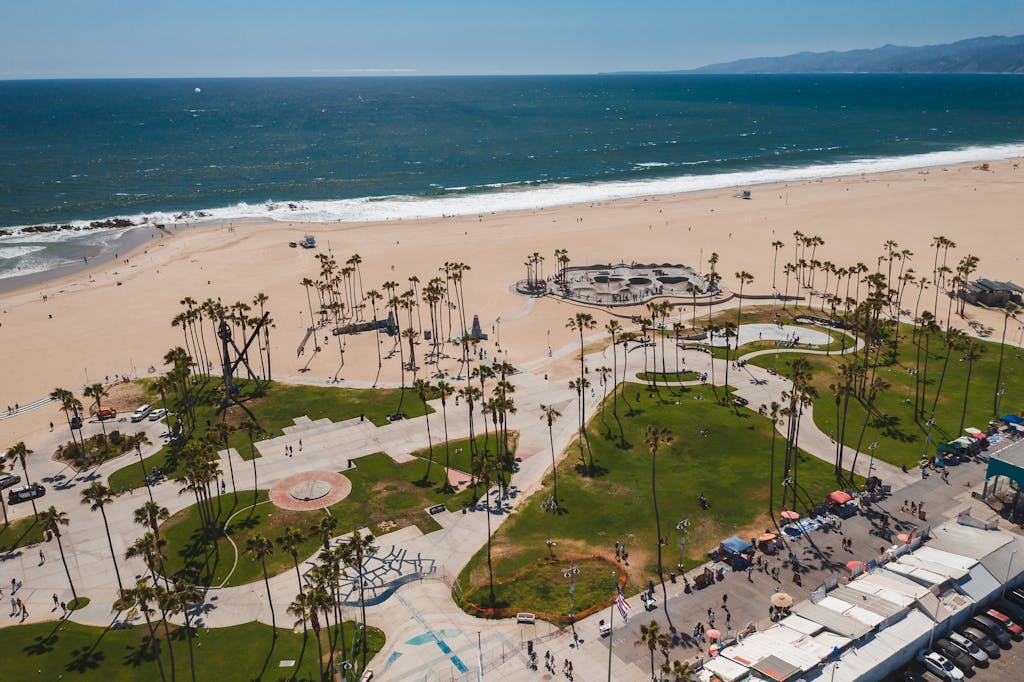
[
  {"xmin": 39, "ymin": 549, "xmax": 45, "ymax": 565},
  {"xmin": 52, "ymin": 593, "xmax": 59, "ymax": 610}
]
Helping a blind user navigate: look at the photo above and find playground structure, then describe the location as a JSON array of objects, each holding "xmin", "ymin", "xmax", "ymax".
[{"xmin": 533, "ymin": 262, "xmax": 710, "ymax": 306}]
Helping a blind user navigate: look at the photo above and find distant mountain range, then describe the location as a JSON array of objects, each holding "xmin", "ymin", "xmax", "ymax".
[{"xmin": 682, "ymin": 35, "xmax": 1024, "ymax": 74}]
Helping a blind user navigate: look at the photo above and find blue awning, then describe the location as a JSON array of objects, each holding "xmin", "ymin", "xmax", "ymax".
[
  {"xmin": 721, "ymin": 535, "xmax": 754, "ymax": 554},
  {"xmin": 1002, "ymin": 415, "xmax": 1023, "ymax": 424}
]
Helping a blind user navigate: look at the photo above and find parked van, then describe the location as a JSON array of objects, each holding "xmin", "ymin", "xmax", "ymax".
[
  {"xmin": 131, "ymin": 404, "xmax": 152, "ymax": 422},
  {"xmin": 0, "ymin": 473, "xmax": 22, "ymax": 490}
]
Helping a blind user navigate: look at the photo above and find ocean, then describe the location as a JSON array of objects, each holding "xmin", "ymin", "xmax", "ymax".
[{"xmin": 1, "ymin": 74, "xmax": 1023, "ymax": 282}]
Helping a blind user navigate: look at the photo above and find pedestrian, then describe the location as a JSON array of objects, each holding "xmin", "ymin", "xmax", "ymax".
[
  {"xmin": 709, "ymin": 611, "xmax": 716, "ymax": 627},
  {"xmin": 299, "ymin": 439, "xmax": 303, "ymax": 452},
  {"xmin": 910, "ymin": 501, "xmax": 917, "ymax": 514},
  {"xmin": 9, "ymin": 596, "xmax": 16, "ymax": 616},
  {"xmin": 60, "ymin": 602, "xmax": 67, "ymax": 617},
  {"xmin": 726, "ymin": 611, "xmax": 732, "ymax": 627},
  {"xmin": 52, "ymin": 593, "xmax": 59, "ymax": 609},
  {"xmin": 568, "ymin": 660, "xmax": 573, "ymax": 679},
  {"xmin": 722, "ymin": 593, "xmax": 728, "ymax": 606},
  {"xmin": 11, "ymin": 578, "xmax": 16, "ymax": 594},
  {"xmin": 747, "ymin": 564, "xmax": 754, "ymax": 582}
]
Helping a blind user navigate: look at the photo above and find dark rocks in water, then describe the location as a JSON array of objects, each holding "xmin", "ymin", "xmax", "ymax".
[
  {"xmin": 288, "ymin": 203, "xmax": 298, "ymax": 210},
  {"xmin": 88, "ymin": 218, "xmax": 133, "ymax": 229},
  {"xmin": 0, "ymin": 229, "xmax": 9, "ymax": 237},
  {"xmin": 195, "ymin": 211, "xmax": 210, "ymax": 217},
  {"xmin": 21, "ymin": 223, "xmax": 74, "ymax": 234}
]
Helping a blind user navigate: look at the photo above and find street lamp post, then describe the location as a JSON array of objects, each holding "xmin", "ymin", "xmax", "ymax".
[
  {"xmin": 676, "ymin": 519, "xmax": 690, "ymax": 569},
  {"xmin": 1004, "ymin": 549, "xmax": 1018, "ymax": 598},
  {"xmin": 541, "ymin": 496, "xmax": 558, "ymax": 557},
  {"xmin": 565, "ymin": 563, "xmax": 581, "ymax": 637},
  {"xmin": 867, "ymin": 441, "xmax": 879, "ymax": 480}
]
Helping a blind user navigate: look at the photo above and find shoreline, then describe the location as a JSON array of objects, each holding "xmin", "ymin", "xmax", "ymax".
[{"xmin": 2, "ymin": 153, "xmax": 1021, "ymax": 298}]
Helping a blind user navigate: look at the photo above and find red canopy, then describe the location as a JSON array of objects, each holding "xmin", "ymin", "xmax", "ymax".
[{"xmin": 828, "ymin": 491, "xmax": 854, "ymax": 505}]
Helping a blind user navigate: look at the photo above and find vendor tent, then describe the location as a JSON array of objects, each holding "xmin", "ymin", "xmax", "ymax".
[
  {"xmin": 721, "ymin": 536, "xmax": 754, "ymax": 554},
  {"xmin": 1002, "ymin": 415, "xmax": 1022, "ymax": 424},
  {"xmin": 828, "ymin": 491, "xmax": 853, "ymax": 505}
]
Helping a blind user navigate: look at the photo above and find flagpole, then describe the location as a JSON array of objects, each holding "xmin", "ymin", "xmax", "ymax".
[
  {"xmin": 477, "ymin": 631, "xmax": 484, "ymax": 681},
  {"xmin": 607, "ymin": 583, "xmax": 615, "ymax": 682}
]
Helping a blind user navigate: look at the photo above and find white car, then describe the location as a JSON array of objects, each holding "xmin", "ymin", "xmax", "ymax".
[
  {"xmin": 921, "ymin": 651, "xmax": 964, "ymax": 681},
  {"xmin": 148, "ymin": 408, "xmax": 168, "ymax": 421},
  {"xmin": 131, "ymin": 404, "xmax": 152, "ymax": 422},
  {"xmin": 948, "ymin": 631, "xmax": 988, "ymax": 665}
]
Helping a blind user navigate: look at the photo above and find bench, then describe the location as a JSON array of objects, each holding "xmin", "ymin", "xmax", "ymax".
[{"xmin": 516, "ymin": 613, "xmax": 536, "ymax": 625}]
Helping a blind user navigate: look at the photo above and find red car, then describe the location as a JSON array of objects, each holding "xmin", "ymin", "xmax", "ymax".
[{"xmin": 986, "ymin": 608, "xmax": 1023, "ymax": 636}]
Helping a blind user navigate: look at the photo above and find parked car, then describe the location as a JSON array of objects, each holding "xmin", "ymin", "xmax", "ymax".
[
  {"xmin": 968, "ymin": 615, "xmax": 1012, "ymax": 646},
  {"xmin": 933, "ymin": 639, "xmax": 974, "ymax": 673},
  {"xmin": 131, "ymin": 404, "xmax": 152, "ymax": 422},
  {"xmin": 148, "ymin": 408, "xmax": 168, "ymax": 421},
  {"xmin": 960, "ymin": 627, "xmax": 1001, "ymax": 658},
  {"xmin": 1005, "ymin": 588, "xmax": 1024, "ymax": 610},
  {"xmin": 985, "ymin": 608, "xmax": 1023, "ymax": 636},
  {"xmin": 0, "ymin": 472, "xmax": 22, "ymax": 490},
  {"xmin": 8, "ymin": 484, "xmax": 45, "ymax": 504},
  {"xmin": 994, "ymin": 597, "xmax": 1024, "ymax": 622},
  {"xmin": 948, "ymin": 630, "xmax": 989, "ymax": 665},
  {"xmin": 96, "ymin": 406, "xmax": 116, "ymax": 420},
  {"xmin": 920, "ymin": 651, "xmax": 964, "ymax": 681}
]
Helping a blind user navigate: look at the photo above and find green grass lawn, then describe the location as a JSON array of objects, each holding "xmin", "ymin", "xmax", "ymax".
[
  {"xmin": 160, "ymin": 452, "xmax": 479, "ymax": 588},
  {"xmin": 746, "ymin": 321, "xmax": 1024, "ymax": 468},
  {"xmin": 636, "ymin": 370, "xmax": 700, "ymax": 383},
  {"xmin": 161, "ymin": 490, "xmax": 327, "ymax": 588},
  {"xmin": 0, "ymin": 514, "xmax": 46, "ymax": 552},
  {"xmin": 410, "ymin": 433, "xmax": 519, "ymax": 476},
  {"xmin": 457, "ymin": 382, "xmax": 843, "ymax": 618},
  {"xmin": 0, "ymin": 618, "xmax": 383, "ymax": 682},
  {"xmin": 108, "ymin": 380, "xmax": 433, "ymax": 490}
]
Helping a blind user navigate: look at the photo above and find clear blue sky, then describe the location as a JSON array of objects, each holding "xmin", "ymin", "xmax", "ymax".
[{"xmin": 2, "ymin": 0, "xmax": 1023, "ymax": 79}]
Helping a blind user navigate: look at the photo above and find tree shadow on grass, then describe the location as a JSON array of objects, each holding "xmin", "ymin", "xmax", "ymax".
[
  {"xmin": 121, "ymin": 635, "xmax": 160, "ymax": 669},
  {"xmin": 873, "ymin": 413, "xmax": 919, "ymax": 443},
  {"xmin": 23, "ymin": 620, "xmax": 63, "ymax": 656},
  {"xmin": 65, "ymin": 647, "xmax": 106, "ymax": 673}
]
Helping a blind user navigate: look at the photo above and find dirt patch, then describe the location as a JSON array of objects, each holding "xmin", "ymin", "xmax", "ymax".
[{"xmin": 104, "ymin": 381, "xmax": 149, "ymax": 413}]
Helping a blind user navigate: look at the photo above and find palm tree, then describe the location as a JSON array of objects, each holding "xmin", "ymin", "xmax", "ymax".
[
  {"xmin": 539, "ymin": 404, "xmax": 562, "ymax": 506},
  {"xmin": 662, "ymin": 658, "xmax": 696, "ymax": 682},
  {"xmin": 436, "ymin": 380, "xmax": 455, "ymax": 493},
  {"xmin": 341, "ymin": 531, "xmax": 377, "ymax": 669},
  {"xmin": 127, "ymin": 532, "xmax": 169, "ymax": 588},
  {"xmin": 246, "ymin": 534, "xmax": 277, "ymax": 635},
  {"xmin": 959, "ymin": 339, "xmax": 984, "ymax": 433},
  {"xmin": 566, "ymin": 313, "xmax": 596, "ymax": 472},
  {"xmin": 288, "ymin": 591, "xmax": 326, "ymax": 680},
  {"xmin": 168, "ymin": 581, "xmax": 203, "ymax": 682},
  {"xmin": 644, "ymin": 424, "xmax": 675, "ymax": 627},
  {"xmin": 413, "ymin": 379, "xmax": 436, "ymax": 481},
  {"xmin": 7, "ymin": 442, "xmax": 37, "ymax": 518},
  {"xmin": 50, "ymin": 387, "xmax": 83, "ymax": 457},
  {"xmin": 83, "ymin": 382, "xmax": 110, "ymax": 436},
  {"xmin": 40, "ymin": 506, "xmax": 78, "ymax": 603},
  {"xmin": 605, "ymin": 320, "xmax": 621, "ymax": 421},
  {"xmin": 635, "ymin": 620, "xmax": 670, "ymax": 682},
  {"xmin": 994, "ymin": 303, "xmax": 1019, "ymax": 417},
  {"xmin": 134, "ymin": 501, "xmax": 170, "ymax": 543},
  {"xmin": 277, "ymin": 526, "xmax": 308, "ymax": 595},
  {"xmin": 211, "ymin": 421, "xmax": 239, "ymax": 502},
  {"xmin": 114, "ymin": 579, "xmax": 168, "ymax": 682},
  {"xmin": 771, "ymin": 240, "xmax": 785, "ymax": 290},
  {"xmin": 81, "ymin": 482, "xmax": 123, "ymax": 592},
  {"xmin": 759, "ymin": 402, "xmax": 783, "ymax": 529},
  {"xmin": 242, "ymin": 420, "xmax": 263, "ymax": 500}
]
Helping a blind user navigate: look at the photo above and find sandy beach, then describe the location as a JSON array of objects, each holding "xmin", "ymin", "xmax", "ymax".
[{"xmin": 2, "ymin": 157, "xmax": 1023, "ymax": 449}]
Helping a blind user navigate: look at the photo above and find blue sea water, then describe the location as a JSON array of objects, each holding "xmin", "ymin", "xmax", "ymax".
[{"xmin": 1, "ymin": 74, "xmax": 1023, "ymax": 280}]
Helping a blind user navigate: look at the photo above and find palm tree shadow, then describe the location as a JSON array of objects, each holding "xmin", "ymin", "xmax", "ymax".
[
  {"xmin": 254, "ymin": 631, "xmax": 282, "ymax": 681},
  {"xmin": 23, "ymin": 620, "xmax": 63, "ymax": 656},
  {"xmin": 65, "ymin": 646, "xmax": 106, "ymax": 673}
]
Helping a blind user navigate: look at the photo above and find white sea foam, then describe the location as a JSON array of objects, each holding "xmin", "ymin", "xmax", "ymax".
[
  {"xmin": 3, "ymin": 142, "xmax": 1023, "ymax": 235},
  {"xmin": 0, "ymin": 245, "xmax": 47, "ymax": 260}
]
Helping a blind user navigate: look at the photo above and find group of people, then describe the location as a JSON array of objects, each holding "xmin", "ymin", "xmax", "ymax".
[
  {"xmin": 542, "ymin": 651, "xmax": 572, "ymax": 679},
  {"xmin": 613, "ymin": 541, "xmax": 629, "ymax": 565},
  {"xmin": 285, "ymin": 440, "xmax": 303, "ymax": 456}
]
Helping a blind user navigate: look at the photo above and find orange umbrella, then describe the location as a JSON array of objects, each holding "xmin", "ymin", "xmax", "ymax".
[
  {"xmin": 707, "ymin": 629, "xmax": 722, "ymax": 641},
  {"xmin": 846, "ymin": 560, "xmax": 864, "ymax": 572},
  {"xmin": 780, "ymin": 510, "xmax": 800, "ymax": 520},
  {"xmin": 758, "ymin": 532, "xmax": 778, "ymax": 542}
]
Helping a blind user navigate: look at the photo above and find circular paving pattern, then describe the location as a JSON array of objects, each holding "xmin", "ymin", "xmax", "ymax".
[{"xmin": 269, "ymin": 471, "xmax": 352, "ymax": 511}]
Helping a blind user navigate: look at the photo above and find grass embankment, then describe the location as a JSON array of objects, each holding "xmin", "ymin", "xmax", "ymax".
[
  {"xmin": 636, "ymin": 371, "xmax": 699, "ymax": 383},
  {"xmin": 746, "ymin": 320, "xmax": 1024, "ymax": 468},
  {"xmin": 109, "ymin": 380, "xmax": 432, "ymax": 490},
  {"xmin": 0, "ymin": 619, "xmax": 383, "ymax": 682},
  {"xmin": 162, "ymin": 453, "xmax": 479, "ymax": 587},
  {"xmin": 458, "ymin": 382, "xmax": 841, "ymax": 618},
  {"xmin": 409, "ymin": 433, "xmax": 520, "ymax": 478}
]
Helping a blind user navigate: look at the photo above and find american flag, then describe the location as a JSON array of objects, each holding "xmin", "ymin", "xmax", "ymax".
[{"xmin": 616, "ymin": 584, "xmax": 630, "ymax": 622}]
